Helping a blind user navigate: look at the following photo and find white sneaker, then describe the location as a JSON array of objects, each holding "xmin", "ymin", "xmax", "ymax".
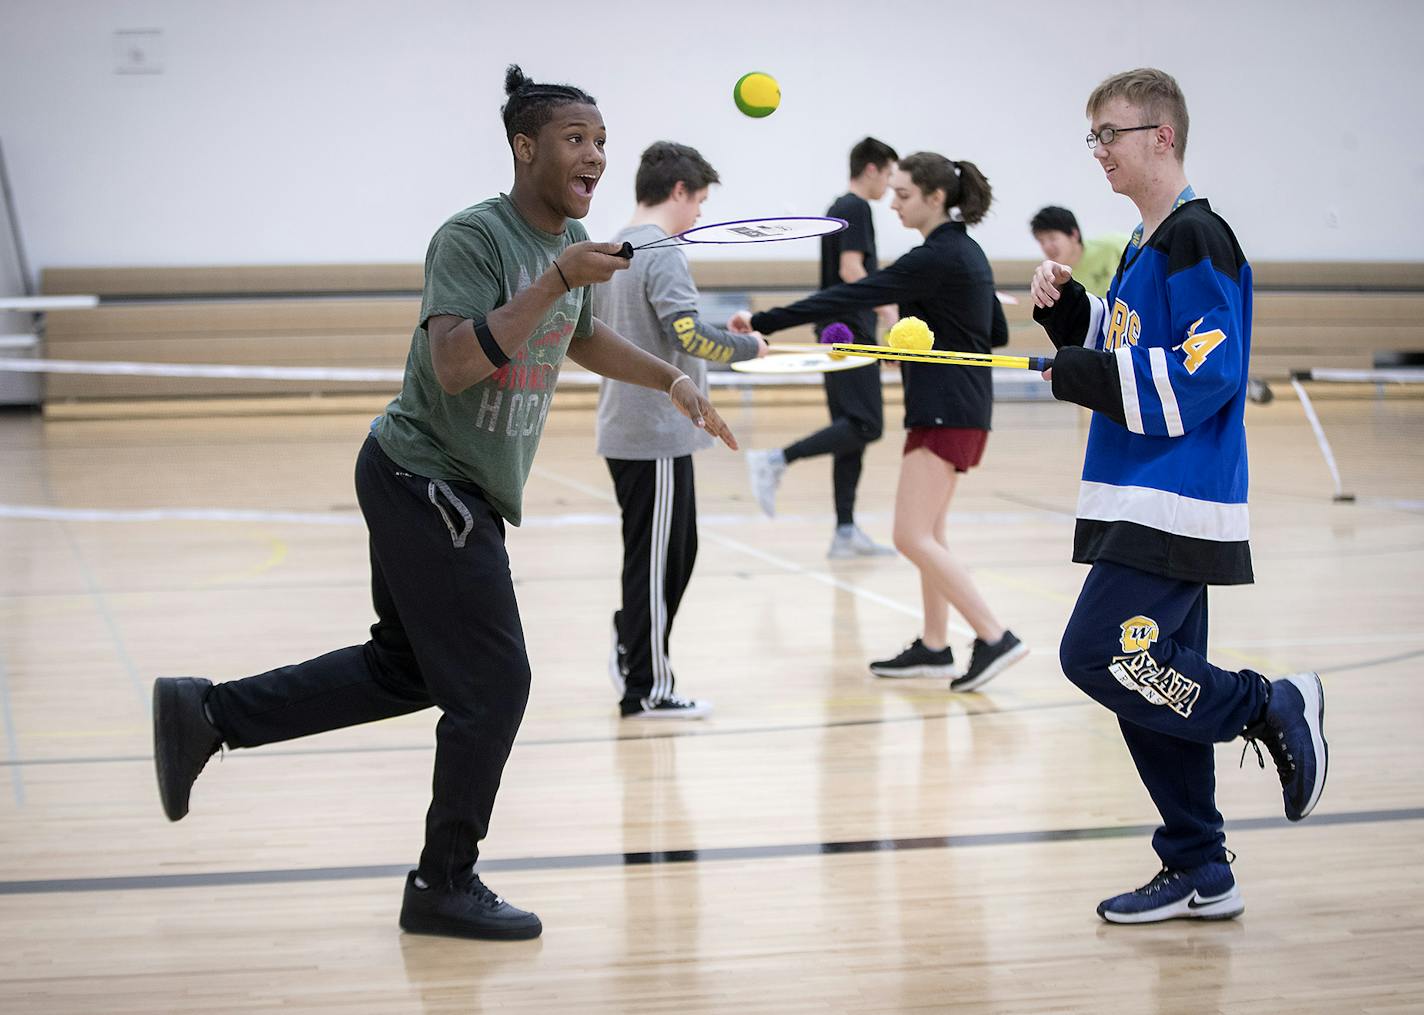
[
  {"xmin": 746, "ymin": 449, "xmax": 786, "ymax": 517},
  {"xmin": 621, "ymin": 695, "xmax": 712, "ymax": 720},
  {"xmin": 828, "ymin": 524, "xmax": 896, "ymax": 559}
]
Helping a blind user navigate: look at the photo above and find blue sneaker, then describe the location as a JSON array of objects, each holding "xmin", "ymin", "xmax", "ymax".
[
  {"xmin": 1097, "ymin": 862, "xmax": 1243, "ymax": 924},
  {"xmin": 1241, "ymin": 672, "xmax": 1328, "ymax": 821}
]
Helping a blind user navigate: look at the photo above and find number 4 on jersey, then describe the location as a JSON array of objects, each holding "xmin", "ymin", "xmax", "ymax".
[{"xmin": 1176, "ymin": 318, "xmax": 1227, "ymax": 374}]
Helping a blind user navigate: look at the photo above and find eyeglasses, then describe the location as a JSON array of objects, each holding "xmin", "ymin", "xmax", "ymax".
[{"xmin": 1085, "ymin": 125, "xmax": 1160, "ymax": 149}]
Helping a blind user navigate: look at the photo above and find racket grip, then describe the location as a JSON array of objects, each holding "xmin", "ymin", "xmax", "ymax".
[{"xmin": 616, "ymin": 241, "xmax": 634, "ymax": 259}]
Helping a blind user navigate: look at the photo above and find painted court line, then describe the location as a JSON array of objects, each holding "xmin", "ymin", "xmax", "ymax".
[
  {"xmin": 530, "ymin": 465, "xmax": 954, "ymax": 629},
  {"xmin": 0, "ymin": 699, "xmax": 1096, "ymax": 769},
  {"xmin": 54, "ymin": 522, "xmax": 147, "ymax": 712},
  {"xmin": 0, "ymin": 649, "xmax": 23, "ymax": 806},
  {"xmin": 3, "ymin": 806, "xmax": 1420, "ymax": 896},
  {"xmin": 0, "ymin": 503, "xmax": 1033, "ymax": 531}
]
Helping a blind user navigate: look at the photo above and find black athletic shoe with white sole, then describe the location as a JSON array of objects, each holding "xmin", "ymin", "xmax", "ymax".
[
  {"xmin": 399, "ymin": 870, "xmax": 542, "ymax": 940},
  {"xmin": 620, "ymin": 695, "xmax": 712, "ymax": 719},
  {"xmin": 869, "ymin": 639, "xmax": 960, "ymax": 679},
  {"xmin": 1240, "ymin": 672, "xmax": 1328, "ymax": 821},
  {"xmin": 152, "ymin": 676, "xmax": 223, "ymax": 821},
  {"xmin": 950, "ymin": 630, "xmax": 1028, "ymax": 692}
]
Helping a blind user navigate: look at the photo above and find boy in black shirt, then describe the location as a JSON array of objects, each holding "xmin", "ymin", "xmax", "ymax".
[{"xmin": 746, "ymin": 137, "xmax": 899, "ymax": 558}]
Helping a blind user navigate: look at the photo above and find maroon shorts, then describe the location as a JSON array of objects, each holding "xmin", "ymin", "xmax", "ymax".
[{"xmin": 903, "ymin": 426, "xmax": 989, "ymax": 472}]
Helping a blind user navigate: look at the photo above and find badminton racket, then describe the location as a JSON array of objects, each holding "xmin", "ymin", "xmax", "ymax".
[
  {"xmin": 828, "ymin": 343, "xmax": 1054, "ymax": 372},
  {"xmin": 760, "ymin": 343, "xmax": 834, "ymax": 354},
  {"xmin": 617, "ymin": 216, "xmax": 847, "ymax": 257},
  {"xmin": 731, "ymin": 351, "xmax": 876, "ymax": 375}
]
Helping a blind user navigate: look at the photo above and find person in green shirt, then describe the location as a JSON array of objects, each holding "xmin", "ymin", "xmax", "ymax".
[
  {"xmin": 149, "ymin": 65, "xmax": 737, "ymax": 943},
  {"xmin": 1030, "ymin": 205, "xmax": 1129, "ymax": 298}
]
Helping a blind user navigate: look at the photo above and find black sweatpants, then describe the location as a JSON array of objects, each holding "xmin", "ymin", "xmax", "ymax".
[
  {"xmin": 606, "ymin": 456, "xmax": 697, "ymax": 710},
  {"xmin": 205, "ymin": 435, "xmax": 531, "ymax": 888},
  {"xmin": 783, "ymin": 363, "xmax": 884, "ymax": 526}
]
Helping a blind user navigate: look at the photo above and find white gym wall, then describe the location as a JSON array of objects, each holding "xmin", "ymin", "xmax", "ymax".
[{"xmin": 1, "ymin": 0, "xmax": 1420, "ymax": 282}]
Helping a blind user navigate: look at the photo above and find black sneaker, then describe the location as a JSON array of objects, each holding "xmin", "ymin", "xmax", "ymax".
[
  {"xmin": 399, "ymin": 870, "xmax": 542, "ymax": 940},
  {"xmin": 1240, "ymin": 672, "xmax": 1328, "ymax": 821},
  {"xmin": 869, "ymin": 639, "xmax": 960, "ymax": 679},
  {"xmin": 950, "ymin": 630, "xmax": 1028, "ymax": 692},
  {"xmin": 620, "ymin": 694, "xmax": 712, "ymax": 719},
  {"xmin": 152, "ymin": 676, "xmax": 223, "ymax": 821}
]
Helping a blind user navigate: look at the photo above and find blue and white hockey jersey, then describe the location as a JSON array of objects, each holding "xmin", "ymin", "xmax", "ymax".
[{"xmin": 1034, "ymin": 198, "xmax": 1253, "ymax": 585}]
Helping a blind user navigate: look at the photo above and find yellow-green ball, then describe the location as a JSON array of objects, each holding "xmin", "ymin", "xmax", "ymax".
[
  {"xmin": 733, "ymin": 72, "xmax": 780, "ymax": 118},
  {"xmin": 888, "ymin": 316, "xmax": 934, "ymax": 351}
]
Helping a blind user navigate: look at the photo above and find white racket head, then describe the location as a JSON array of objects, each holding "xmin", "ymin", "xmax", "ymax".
[
  {"xmin": 674, "ymin": 216, "xmax": 847, "ymax": 246},
  {"xmin": 730, "ymin": 352, "xmax": 876, "ymax": 375}
]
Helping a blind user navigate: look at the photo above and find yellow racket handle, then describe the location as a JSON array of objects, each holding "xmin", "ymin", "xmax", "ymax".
[
  {"xmin": 828, "ymin": 344, "xmax": 1054, "ymax": 371},
  {"xmin": 833, "ymin": 342, "xmax": 1004, "ymax": 361}
]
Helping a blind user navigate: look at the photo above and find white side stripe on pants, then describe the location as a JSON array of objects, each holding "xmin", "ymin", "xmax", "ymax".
[{"xmin": 647, "ymin": 458, "xmax": 676, "ymax": 707}]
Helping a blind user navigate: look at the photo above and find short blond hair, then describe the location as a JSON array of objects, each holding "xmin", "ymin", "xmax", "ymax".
[{"xmin": 1086, "ymin": 68, "xmax": 1189, "ymax": 162}]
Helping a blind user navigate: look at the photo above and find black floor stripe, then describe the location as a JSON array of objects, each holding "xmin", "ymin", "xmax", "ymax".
[{"xmin": 3, "ymin": 807, "xmax": 1421, "ymax": 896}]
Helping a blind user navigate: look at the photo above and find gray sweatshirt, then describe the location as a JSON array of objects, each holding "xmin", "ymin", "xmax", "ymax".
[{"xmin": 593, "ymin": 223, "xmax": 760, "ymax": 460}]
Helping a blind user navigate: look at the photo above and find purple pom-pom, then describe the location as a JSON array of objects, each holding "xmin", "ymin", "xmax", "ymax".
[{"xmin": 820, "ymin": 322, "xmax": 852, "ymax": 345}]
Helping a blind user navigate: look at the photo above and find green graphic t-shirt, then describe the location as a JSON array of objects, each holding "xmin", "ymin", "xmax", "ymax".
[
  {"xmin": 1077, "ymin": 233, "xmax": 1131, "ymax": 297},
  {"xmin": 375, "ymin": 195, "xmax": 593, "ymax": 525}
]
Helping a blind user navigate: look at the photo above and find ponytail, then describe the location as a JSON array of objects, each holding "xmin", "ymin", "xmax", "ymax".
[
  {"xmin": 951, "ymin": 159, "xmax": 992, "ymax": 226},
  {"xmin": 898, "ymin": 152, "xmax": 994, "ymax": 226}
]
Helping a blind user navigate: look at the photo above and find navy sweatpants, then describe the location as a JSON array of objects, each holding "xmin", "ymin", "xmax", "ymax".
[{"xmin": 1059, "ymin": 560, "xmax": 1269, "ymax": 869}]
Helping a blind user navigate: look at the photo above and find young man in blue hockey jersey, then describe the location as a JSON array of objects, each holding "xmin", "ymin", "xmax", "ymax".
[{"xmin": 1030, "ymin": 68, "xmax": 1328, "ymax": 924}]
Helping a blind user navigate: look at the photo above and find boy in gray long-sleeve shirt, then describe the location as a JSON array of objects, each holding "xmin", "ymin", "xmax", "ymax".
[{"xmin": 594, "ymin": 141, "xmax": 765, "ymax": 719}]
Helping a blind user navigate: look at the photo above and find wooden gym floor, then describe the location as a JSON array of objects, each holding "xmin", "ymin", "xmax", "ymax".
[{"xmin": 0, "ymin": 387, "xmax": 1421, "ymax": 1013}]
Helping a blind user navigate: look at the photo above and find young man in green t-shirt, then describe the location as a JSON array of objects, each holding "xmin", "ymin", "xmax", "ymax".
[
  {"xmin": 1030, "ymin": 205, "xmax": 1129, "ymax": 298},
  {"xmin": 149, "ymin": 65, "xmax": 737, "ymax": 942}
]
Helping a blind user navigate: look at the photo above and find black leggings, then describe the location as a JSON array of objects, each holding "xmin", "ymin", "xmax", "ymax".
[
  {"xmin": 783, "ymin": 364, "xmax": 884, "ymax": 526},
  {"xmin": 206, "ymin": 435, "xmax": 530, "ymax": 887}
]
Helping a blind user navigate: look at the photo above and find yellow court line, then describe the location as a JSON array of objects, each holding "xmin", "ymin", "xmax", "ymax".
[{"xmin": 198, "ymin": 534, "xmax": 289, "ymax": 587}]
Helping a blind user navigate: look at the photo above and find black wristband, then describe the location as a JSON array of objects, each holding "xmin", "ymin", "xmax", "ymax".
[
  {"xmin": 552, "ymin": 260, "xmax": 573, "ymax": 292},
  {"xmin": 472, "ymin": 317, "xmax": 509, "ymax": 369}
]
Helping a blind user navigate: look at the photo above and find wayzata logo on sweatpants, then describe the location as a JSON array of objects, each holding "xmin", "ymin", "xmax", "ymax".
[{"xmin": 1109, "ymin": 615, "xmax": 1201, "ymax": 718}]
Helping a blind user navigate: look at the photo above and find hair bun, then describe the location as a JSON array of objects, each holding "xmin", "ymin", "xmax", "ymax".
[{"xmin": 504, "ymin": 64, "xmax": 529, "ymax": 96}]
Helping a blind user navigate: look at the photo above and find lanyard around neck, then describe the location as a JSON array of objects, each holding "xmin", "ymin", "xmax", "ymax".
[{"xmin": 1130, "ymin": 185, "xmax": 1196, "ymax": 249}]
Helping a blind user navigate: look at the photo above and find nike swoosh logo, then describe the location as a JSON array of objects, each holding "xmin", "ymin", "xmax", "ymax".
[{"xmin": 1186, "ymin": 891, "xmax": 1233, "ymax": 909}]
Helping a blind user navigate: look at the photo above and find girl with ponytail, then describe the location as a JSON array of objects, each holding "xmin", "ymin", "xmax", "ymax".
[{"xmin": 732, "ymin": 151, "xmax": 1027, "ymax": 690}]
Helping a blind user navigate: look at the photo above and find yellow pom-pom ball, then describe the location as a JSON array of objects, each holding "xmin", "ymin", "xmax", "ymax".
[
  {"xmin": 733, "ymin": 72, "xmax": 780, "ymax": 118},
  {"xmin": 887, "ymin": 316, "xmax": 934, "ymax": 351}
]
